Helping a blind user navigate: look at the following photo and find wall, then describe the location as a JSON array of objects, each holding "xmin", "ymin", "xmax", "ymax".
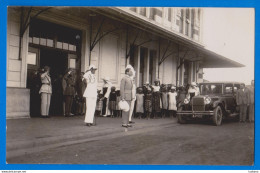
[
  {"xmin": 7, "ymin": 8, "xmax": 24, "ymax": 87},
  {"xmin": 6, "ymin": 88, "xmax": 30, "ymax": 118}
]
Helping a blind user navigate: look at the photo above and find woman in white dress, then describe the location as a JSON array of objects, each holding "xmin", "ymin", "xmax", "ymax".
[
  {"xmin": 168, "ymin": 86, "xmax": 178, "ymax": 118},
  {"xmin": 83, "ymin": 64, "xmax": 98, "ymax": 126},
  {"xmin": 101, "ymin": 77, "xmax": 112, "ymax": 117}
]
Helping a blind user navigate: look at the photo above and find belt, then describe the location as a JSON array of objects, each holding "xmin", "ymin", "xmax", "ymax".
[
  {"xmin": 68, "ymin": 85, "xmax": 74, "ymax": 87},
  {"xmin": 43, "ymin": 83, "xmax": 50, "ymax": 85}
]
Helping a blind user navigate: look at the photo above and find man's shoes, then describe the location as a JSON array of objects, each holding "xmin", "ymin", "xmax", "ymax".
[
  {"xmin": 122, "ymin": 124, "xmax": 128, "ymax": 128},
  {"xmin": 127, "ymin": 124, "xmax": 132, "ymax": 127},
  {"xmin": 129, "ymin": 121, "xmax": 135, "ymax": 124}
]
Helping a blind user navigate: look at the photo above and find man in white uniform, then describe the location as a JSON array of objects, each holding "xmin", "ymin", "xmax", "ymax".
[{"xmin": 83, "ymin": 64, "xmax": 98, "ymax": 126}]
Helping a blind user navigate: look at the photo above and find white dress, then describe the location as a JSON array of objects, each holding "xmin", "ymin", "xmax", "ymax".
[
  {"xmin": 168, "ymin": 92, "xmax": 177, "ymax": 111},
  {"xmin": 83, "ymin": 71, "xmax": 97, "ymax": 124}
]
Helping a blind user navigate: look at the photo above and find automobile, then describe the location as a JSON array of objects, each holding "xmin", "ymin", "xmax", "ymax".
[{"xmin": 177, "ymin": 82, "xmax": 244, "ymax": 126}]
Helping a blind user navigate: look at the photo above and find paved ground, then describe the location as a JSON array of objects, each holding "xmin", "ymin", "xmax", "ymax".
[{"xmin": 6, "ymin": 116, "xmax": 254, "ymax": 165}]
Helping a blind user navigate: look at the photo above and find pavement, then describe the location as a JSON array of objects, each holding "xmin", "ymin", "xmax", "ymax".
[{"xmin": 6, "ymin": 115, "xmax": 177, "ymax": 159}]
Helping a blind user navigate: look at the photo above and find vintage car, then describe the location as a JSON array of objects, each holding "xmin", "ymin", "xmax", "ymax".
[{"xmin": 177, "ymin": 82, "xmax": 244, "ymax": 126}]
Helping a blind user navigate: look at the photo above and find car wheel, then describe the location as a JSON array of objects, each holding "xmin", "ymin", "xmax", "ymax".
[
  {"xmin": 213, "ymin": 106, "xmax": 223, "ymax": 126},
  {"xmin": 177, "ymin": 107, "xmax": 186, "ymax": 124}
]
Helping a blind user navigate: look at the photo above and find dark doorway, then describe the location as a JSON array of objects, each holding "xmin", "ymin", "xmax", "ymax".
[{"xmin": 40, "ymin": 49, "xmax": 68, "ymax": 116}]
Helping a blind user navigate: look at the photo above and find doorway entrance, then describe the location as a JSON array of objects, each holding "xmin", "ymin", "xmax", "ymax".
[
  {"xmin": 27, "ymin": 47, "xmax": 69, "ymax": 116},
  {"xmin": 41, "ymin": 49, "xmax": 68, "ymax": 116}
]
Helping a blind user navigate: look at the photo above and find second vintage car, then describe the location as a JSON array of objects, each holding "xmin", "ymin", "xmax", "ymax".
[{"xmin": 177, "ymin": 82, "xmax": 243, "ymax": 126}]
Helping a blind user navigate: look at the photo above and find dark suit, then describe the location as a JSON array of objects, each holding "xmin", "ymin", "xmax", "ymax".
[
  {"xmin": 63, "ymin": 73, "xmax": 76, "ymax": 116},
  {"xmin": 247, "ymin": 86, "xmax": 254, "ymax": 122},
  {"xmin": 120, "ymin": 75, "xmax": 134, "ymax": 125},
  {"xmin": 236, "ymin": 88, "xmax": 250, "ymax": 122}
]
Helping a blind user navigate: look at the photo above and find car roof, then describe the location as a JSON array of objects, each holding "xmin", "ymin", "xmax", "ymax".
[{"xmin": 199, "ymin": 81, "xmax": 244, "ymax": 85}]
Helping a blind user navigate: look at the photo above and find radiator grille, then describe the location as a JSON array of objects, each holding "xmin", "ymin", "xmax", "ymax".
[{"xmin": 192, "ymin": 98, "xmax": 205, "ymax": 111}]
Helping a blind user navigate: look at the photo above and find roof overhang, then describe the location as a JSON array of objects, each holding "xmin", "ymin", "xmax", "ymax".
[{"xmin": 88, "ymin": 7, "xmax": 244, "ymax": 68}]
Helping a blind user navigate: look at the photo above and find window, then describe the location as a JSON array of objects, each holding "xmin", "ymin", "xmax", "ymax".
[
  {"xmin": 129, "ymin": 7, "xmax": 137, "ymax": 12},
  {"xmin": 200, "ymin": 84, "xmax": 223, "ymax": 95},
  {"xmin": 185, "ymin": 9, "xmax": 190, "ymax": 36},
  {"xmin": 225, "ymin": 84, "xmax": 233, "ymax": 94},
  {"xmin": 168, "ymin": 8, "xmax": 172, "ymax": 21},
  {"xmin": 69, "ymin": 59, "xmax": 76, "ymax": 69},
  {"xmin": 29, "ymin": 19, "xmax": 80, "ymax": 52},
  {"xmin": 234, "ymin": 84, "xmax": 241, "ymax": 92},
  {"xmin": 27, "ymin": 52, "xmax": 37, "ymax": 65},
  {"xmin": 140, "ymin": 7, "xmax": 146, "ymax": 16},
  {"xmin": 179, "ymin": 9, "xmax": 184, "ymax": 33}
]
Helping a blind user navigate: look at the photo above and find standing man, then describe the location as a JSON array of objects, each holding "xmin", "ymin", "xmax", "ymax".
[
  {"xmin": 128, "ymin": 65, "xmax": 136, "ymax": 124},
  {"xmin": 63, "ymin": 69, "xmax": 76, "ymax": 117},
  {"xmin": 236, "ymin": 83, "xmax": 250, "ymax": 123},
  {"xmin": 120, "ymin": 65, "xmax": 135, "ymax": 128},
  {"xmin": 248, "ymin": 80, "xmax": 254, "ymax": 123},
  {"xmin": 39, "ymin": 66, "xmax": 52, "ymax": 118},
  {"xmin": 83, "ymin": 65, "xmax": 98, "ymax": 126}
]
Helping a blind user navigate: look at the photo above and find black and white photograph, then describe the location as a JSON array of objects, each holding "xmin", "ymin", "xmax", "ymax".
[{"xmin": 6, "ymin": 7, "xmax": 254, "ymax": 166}]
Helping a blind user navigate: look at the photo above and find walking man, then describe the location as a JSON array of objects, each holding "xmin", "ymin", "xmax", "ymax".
[{"xmin": 236, "ymin": 83, "xmax": 250, "ymax": 123}]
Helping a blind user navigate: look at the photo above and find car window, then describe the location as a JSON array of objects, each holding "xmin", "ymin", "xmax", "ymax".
[
  {"xmin": 234, "ymin": 84, "xmax": 240, "ymax": 93},
  {"xmin": 224, "ymin": 84, "xmax": 233, "ymax": 94},
  {"xmin": 201, "ymin": 84, "xmax": 222, "ymax": 95}
]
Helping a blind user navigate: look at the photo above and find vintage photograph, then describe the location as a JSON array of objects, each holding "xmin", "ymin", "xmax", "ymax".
[{"xmin": 6, "ymin": 7, "xmax": 254, "ymax": 165}]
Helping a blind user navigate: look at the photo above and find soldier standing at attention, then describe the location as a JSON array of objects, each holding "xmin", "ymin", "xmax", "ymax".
[
  {"xmin": 236, "ymin": 83, "xmax": 250, "ymax": 123},
  {"xmin": 248, "ymin": 80, "xmax": 254, "ymax": 123}
]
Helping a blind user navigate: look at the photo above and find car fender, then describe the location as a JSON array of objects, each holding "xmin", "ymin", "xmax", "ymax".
[{"xmin": 212, "ymin": 100, "xmax": 223, "ymax": 109}]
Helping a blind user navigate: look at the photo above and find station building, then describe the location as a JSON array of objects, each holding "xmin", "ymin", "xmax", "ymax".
[{"xmin": 6, "ymin": 7, "xmax": 243, "ymax": 118}]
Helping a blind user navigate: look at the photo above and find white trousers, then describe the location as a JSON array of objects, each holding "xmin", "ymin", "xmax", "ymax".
[
  {"xmin": 84, "ymin": 97, "xmax": 97, "ymax": 123},
  {"xmin": 41, "ymin": 93, "xmax": 51, "ymax": 116},
  {"xmin": 129, "ymin": 99, "xmax": 135, "ymax": 121}
]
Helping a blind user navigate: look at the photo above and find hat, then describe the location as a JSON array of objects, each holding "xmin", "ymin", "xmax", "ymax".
[
  {"xmin": 102, "ymin": 76, "xmax": 110, "ymax": 82},
  {"xmin": 89, "ymin": 64, "xmax": 97, "ymax": 70},
  {"xmin": 118, "ymin": 100, "xmax": 130, "ymax": 112},
  {"xmin": 191, "ymin": 82, "xmax": 197, "ymax": 86},
  {"xmin": 171, "ymin": 86, "xmax": 176, "ymax": 89},
  {"xmin": 125, "ymin": 64, "xmax": 134, "ymax": 70}
]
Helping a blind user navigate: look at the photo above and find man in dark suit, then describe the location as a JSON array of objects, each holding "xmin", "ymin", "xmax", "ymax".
[
  {"xmin": 248, "ymin": 80, "xmax": 254, "ymax": 123},
  {"xmin": 236, "ymin": 83, "xmax": 250, "ymax": 123},
  {"xmin": 120, "ymin": 65, "xmax": 135, "ymax": 128}
]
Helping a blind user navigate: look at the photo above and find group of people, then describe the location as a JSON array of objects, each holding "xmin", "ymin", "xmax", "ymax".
[{"xmin": 37, "ymin": 64, "xmax": 254, "ymax": 127}]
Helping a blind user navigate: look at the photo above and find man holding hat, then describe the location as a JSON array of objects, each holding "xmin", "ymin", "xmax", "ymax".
[
  {"xmin": 120, "ymin": 64, "xmax": 135, "ymax": 127},
  {"xmin": 83, "ymin": 64, "xmax": 98, "ymax": 126}
]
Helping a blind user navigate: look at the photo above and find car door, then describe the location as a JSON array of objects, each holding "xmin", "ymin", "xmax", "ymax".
[{"xmin": 224, "ymin": 83, "xmax": 236, "ymax": 112}]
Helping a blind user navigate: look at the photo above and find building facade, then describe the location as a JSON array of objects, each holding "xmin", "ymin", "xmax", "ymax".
[{"xmin": 6, "ymin": 7, "xmax": 243, "ymax": 118}]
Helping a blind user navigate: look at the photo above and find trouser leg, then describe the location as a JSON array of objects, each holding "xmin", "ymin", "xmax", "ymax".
[
  {"xmin": 249, "ymin": 104, "xmax": 254, "ymax": 121},
  {"xmin": 46, "ymin": 93, "xmax": 51, "ymax": 116},
  {"xmin": 129, "ymin": 100, "xmax": 135, "ymax": 121},
  {"xmin": 41, "ymin": 93, "xmax": 47, "ymax": 116},
  {"xmin": 65, "ymin": 96, "xmax": 71, "ymax": 115},
  {"xmin": 122, "ymin": 100, "xmax": 130, "ymax": 125}
]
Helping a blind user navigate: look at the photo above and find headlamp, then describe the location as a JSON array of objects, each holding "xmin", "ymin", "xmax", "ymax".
[{"xmin": 204, "ymin": 97, "xmax": 211, "ymax": 104}]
